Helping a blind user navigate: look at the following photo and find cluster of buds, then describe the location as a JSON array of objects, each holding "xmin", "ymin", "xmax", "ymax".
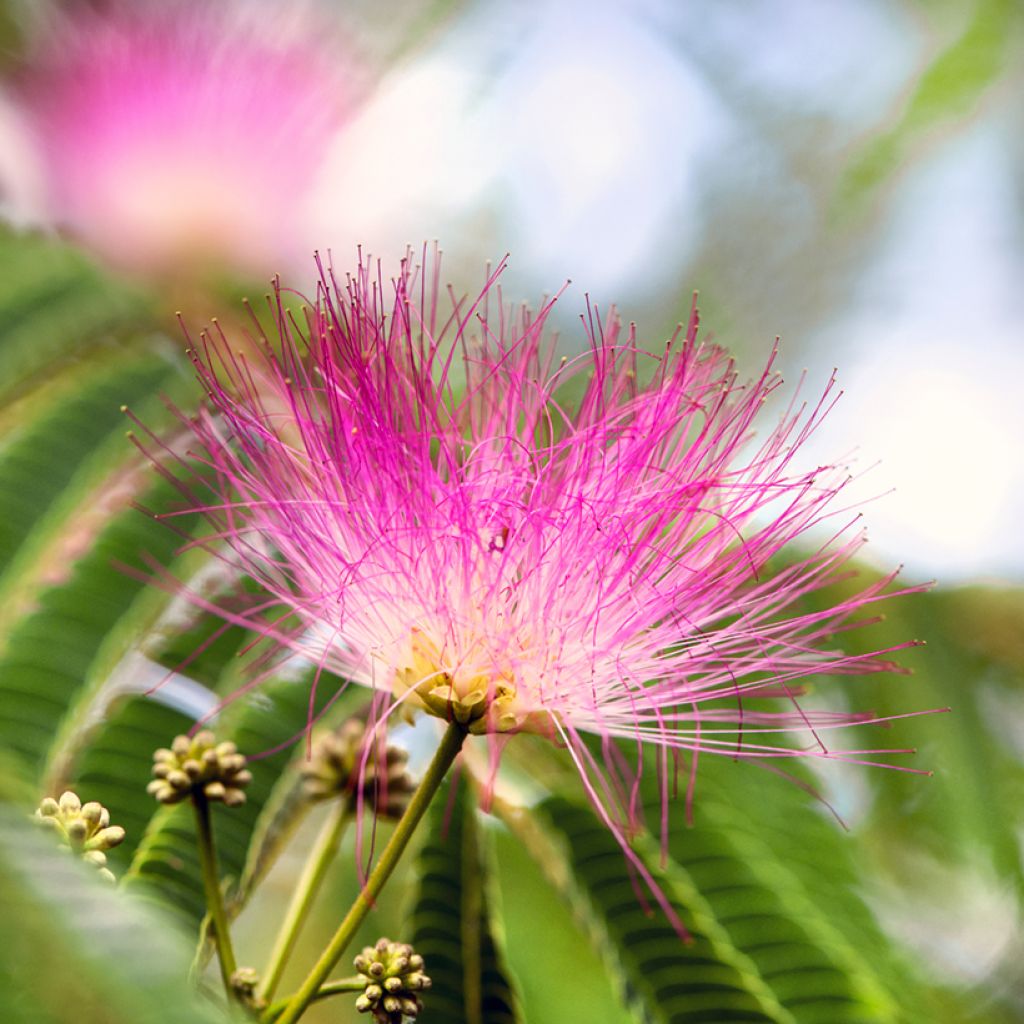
[
  {"xmin": 148, "ymin": 731, "xmax": 252, "ymax": 806},
  {"xmin": 229, "ymin": 967, "xmax": 264, "ymax": 1012},
  {"xmin": 302, "ymin": 720, "xmax": 415, "ymax": 819},
  {"xmin": 34, "ymin": 791, "xmax": 126, "ymax": 883},
  {"xmin": 353, "ymin": 939, "xmax": 431, "ymax": 1023}
]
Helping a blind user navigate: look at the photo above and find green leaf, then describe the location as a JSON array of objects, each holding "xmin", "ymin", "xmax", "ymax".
[
  {"xmin": 58, "ymin": 555, "xmax": 254, "ymax": 872},
  {"xmin": 655, "ymin": 759, "xmax": 914, "ymax": 1023},
  {"xmin": 832, "ymin": 0, "xmax": 1017, "ymax": 221},
  {"xmin": 0, "ymin": 805, "xmax": 227, "ymax": 1024},
  {"xmin": 508, "ymin": 793, "xmax": 795, "ymax": 1024},
  {"xmin": 496, "ymin": 739, "xmax": 946, "ymax": 1024},
  {"xmin": 0, "ymin": 350, "xmax": 176, "ymax": 595},
  {"xmin": 0, "ymin": 0, "xmax": 27, "ymax": 70},
  {"xmin": 0, "ymin": 373, "xmax": 191, "ymax": 779},
  {"xmin": 0, "ymin": 228, "xmax": 149, "ymax": 402},
  {"xmin": 490, "ymin": 821, "xmax": 634, "ymax": 1024},
  {"xmin": 412, "ymin": 779, "xmax": 521, "ymax": 1024}
]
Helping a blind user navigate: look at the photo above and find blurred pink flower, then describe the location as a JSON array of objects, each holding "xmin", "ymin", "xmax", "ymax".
[
  {"xmin": 16, "ymin": 1, "xmax": 355, "ymax": 280},
  {"xmin": 143, "ymin": 251, "xmax": 933, "ymax": 865}
]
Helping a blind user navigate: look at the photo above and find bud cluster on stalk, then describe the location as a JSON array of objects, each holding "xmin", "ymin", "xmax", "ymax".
[
  {"xmin": 302, "ymin": 719, "xmax": 415, "ymax": 819},
  {"xmin": 148, "ymin": 730, "xmax": 252, "ymax": 806},
  {"xmin": 353, "ymin": 939, "xmax": 431, "ymax": 1023},
  {"xmin": 229, "ymin": 966, "xmax": 263, "ymax": 1010},
  {"xmin": 34, "ymin": 791, "xmax": 125, "ymax": 883}
]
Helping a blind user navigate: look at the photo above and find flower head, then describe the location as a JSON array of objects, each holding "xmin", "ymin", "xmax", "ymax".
[
  {"xmin": 302, "ymin": 719, "xmax": 416, "ymax": 819},
  {"xmin": 34, "ymin": 791, "xmax": 126, "ymax": 883},
  {"xmin": 353, "ymin": 939, "xmax": 431, "ymax": 1023},
  {"xmin": 144, "ymin": 250, "xmax": 931, "ymax": 842},
  {"xmin": 15, "ymin": 0, "xmax": 355, "ymax": 280},
  {"xmin": 148, "ymin": 730, "xmax": 252, "ymax": 807}
]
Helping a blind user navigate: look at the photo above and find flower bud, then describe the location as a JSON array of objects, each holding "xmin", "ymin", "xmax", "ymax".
[
  {"xmin": 148, "ymin": 730, "xmax": 252, "ymax": 806},
  {"xmin": 353, "ymin": 939, "xmax": 431, "ymax": 1023},
  {"xmin": 86, "ymin": 825, "xmax": 127, "ymax": 852},
  {"xmin": 65, "ymin": 818, "xmax": 89, "ymax": 843},
  {"xmin": 230, "ymin": 967, "xmax": 265, "ymax": 1011},
  {"xmin": 80, "ymin": 802, "xmax": 106, "ymax": 827},
  {"xmin": 33, "ymin": 791, "xmax": 125, "ymax": 883},
  {"xmin": 302, "ymin": 720, "xmax": 415, "ymax": 820},
  {"xmin": 59, "ymin": 791, "xmax": 81, "ymax": 814}
]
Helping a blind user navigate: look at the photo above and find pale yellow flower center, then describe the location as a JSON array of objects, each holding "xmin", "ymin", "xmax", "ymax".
[{"xmin": 392, "ymin": 629, "xmax": 546, "ymax": 736}]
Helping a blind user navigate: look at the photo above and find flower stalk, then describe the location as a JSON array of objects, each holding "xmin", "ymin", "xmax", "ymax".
[
  {"xmin": 193, "ymin": 792, "xmax": 239, "ymax": 1001},
  {"xmin": 263, "ymin": 978, "xmax": 366, "ymax": 1022},
  {"xmin": 271, "ymin": 722, "xmax": 466, "ymax": 1024},
  {"xmin": 260, "ymin": 801, "xmax": 351, "ymax": 1003}
]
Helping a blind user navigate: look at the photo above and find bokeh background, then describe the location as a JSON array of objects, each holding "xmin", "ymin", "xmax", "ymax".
[
  {"xmin": 0, "ymin": 1, "xmax": 1022, "ymax": 1022},
  {"xmin": 7, "ymin": 0, "xmax": 1019, "ymax": 580}
]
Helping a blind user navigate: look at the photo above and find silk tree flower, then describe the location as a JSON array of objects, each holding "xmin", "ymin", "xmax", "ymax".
[
  {"xmin": 141, "ymin": 251, "xmax": 932, "ymax": 852},
  {"xmin": 14, "ymin": 1, "xmax": 355, "ymax": 280}
]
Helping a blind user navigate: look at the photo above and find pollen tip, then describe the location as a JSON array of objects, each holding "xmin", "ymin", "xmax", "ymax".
[{"xmin": 119, "ymin": 405, "xmax": 128, "ymax": 413}]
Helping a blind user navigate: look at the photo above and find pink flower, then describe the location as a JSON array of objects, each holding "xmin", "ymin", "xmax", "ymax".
[
  {"xmin": 143, "ymin": 251, "xmax": 933, "ymax": 856},
  {"xmin": 16, "ymin": 1, "xmax": 355, "ymax": 280}
]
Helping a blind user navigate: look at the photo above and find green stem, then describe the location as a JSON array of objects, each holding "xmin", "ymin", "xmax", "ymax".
[
  {"xmin": 263, "ymin": 978, "xmax": 364, "ymax": 1022},
  {"xmin": 460, "ymin": 801, "xmax": 483, "ymax": 1024},
  {"xmin": 271, "ymin": 721, "xmax": 467, "ymax": 1024},
  {"xmin": 192, "ymin": 793, "xmax": 239, "ymax": 999},
  {"xmin": 260, "ymin": 802, "xmax": 351, "ymax": 1003}
]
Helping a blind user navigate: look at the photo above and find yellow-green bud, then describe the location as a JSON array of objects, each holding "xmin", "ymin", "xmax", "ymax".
[
  {"xmin": 33, "ymin": 791, "xmax": 126, "ymax": 883},
  {"xmin": 302, "ymin": 720, "xmax": 415, "ymax": 820},
  {"xmin": 230, "ymin": 967, "xmax": 265, "ymax": 1011},
  {"xmin": 147, "ymin": 730, "xmax": 252, "ymax": 806},
  {"xmin": 353, "ymin": 939, "xmax": 431, "ymax": 1023}
]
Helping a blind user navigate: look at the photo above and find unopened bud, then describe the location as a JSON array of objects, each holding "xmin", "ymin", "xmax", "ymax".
[
  {"xmin": 86, "ymin": 825, "xmax": 127, "ymax": 852},
  {"xmin": 59, "ymin": 791, "xmax": 81, "ymax": 814},
  {"xmin": 229, "ymin": 967, "xmax": 265, "ymax": 1011},
  {"xmin": 302, "ymin": 720, "xmax": 415, "ymax": 821},
  {"xmin": 353, "ymin": 938, "xmax": 431, "ymax": 1023},
  {"xmin": 33, "ymin": 791, "xmax": 125, "ymax": 883},
  {"xmin": 148, "ymin": 731, "xmax": 251, "ymax": 806},
  {"xmin": 80, "ymin": 802, "xmax": 105, "ymax": 827},
  {"xmin": 66, "ymin": 818, "xmax": 89, "ymax": 843}
]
